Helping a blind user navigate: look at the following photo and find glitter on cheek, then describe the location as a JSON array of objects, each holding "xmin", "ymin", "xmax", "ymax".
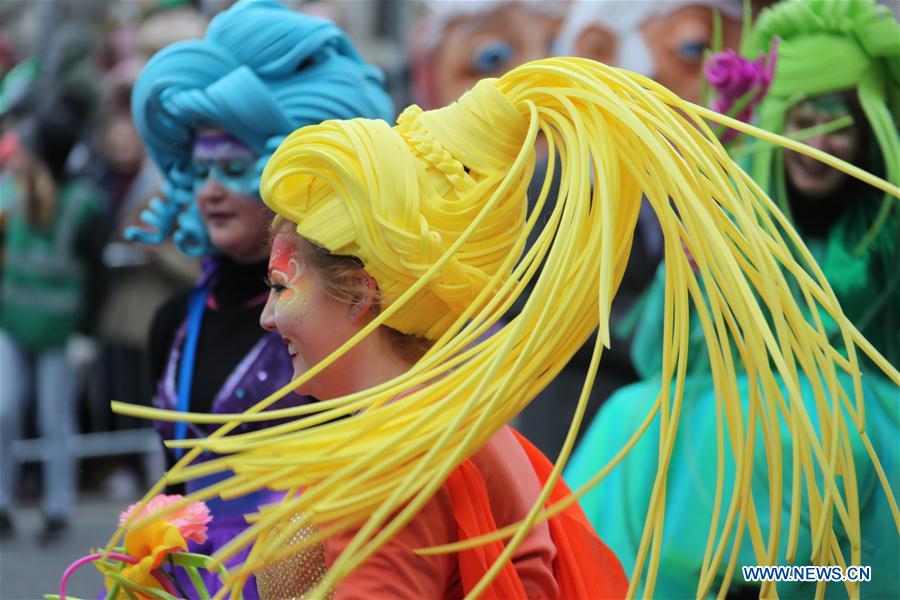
[{"xmin": 274, "ymin": 274, "xmax": 312, "ymax": 324}]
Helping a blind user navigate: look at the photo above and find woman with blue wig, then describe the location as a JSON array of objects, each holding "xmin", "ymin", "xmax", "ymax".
[{"xmin": 126, "ymin": 0, "xmax": 393, "ymax": 596}]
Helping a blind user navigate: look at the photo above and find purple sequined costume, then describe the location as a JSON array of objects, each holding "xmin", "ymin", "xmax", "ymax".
[{"xmin": 155, "ymin": 319, "xmax": 305, "ymax": 598}]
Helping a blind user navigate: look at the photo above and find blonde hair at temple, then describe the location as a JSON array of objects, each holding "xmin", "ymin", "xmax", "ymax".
[{"xmin": 111, "ymin": 57, "xmax": 899, "ymax": 598}]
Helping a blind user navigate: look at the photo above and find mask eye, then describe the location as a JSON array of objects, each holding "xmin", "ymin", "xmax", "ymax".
[{"xmin": 471, "ymin": 41, "xmax": 514, "ymax": 75}]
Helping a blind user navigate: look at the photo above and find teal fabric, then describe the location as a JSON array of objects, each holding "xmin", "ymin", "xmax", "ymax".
[{"xmin": 566, "ymin": 369, "xmax": 899, "ymax": 598}]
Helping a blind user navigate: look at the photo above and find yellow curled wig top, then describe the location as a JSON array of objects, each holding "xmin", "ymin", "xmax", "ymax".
[
  {"xmin": 112, "ymin": 57, "xmax": 899, "ymax": 598},
  {"xmin": 262, "ymin": 80, "xmax": 528, "ymax": 340}
]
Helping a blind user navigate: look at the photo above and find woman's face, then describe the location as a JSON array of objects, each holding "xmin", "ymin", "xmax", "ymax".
[
  {"xmin": 783, "ymin": 95, "xmax": 860, "ymax": 199},
  {"xmin": 431, "ymin": 3, "xmax": 562, "ymax": 108},
  {"xmin": 260, "ymin": 231, "xmax": 360, "ymax": 397},
  {"xmin": 100, "ymin": 114, "xmax": 144, "ymax": 175},
  {"xmin": 192, "ymin": 129, "xmax": 273, "ymax": 263}
]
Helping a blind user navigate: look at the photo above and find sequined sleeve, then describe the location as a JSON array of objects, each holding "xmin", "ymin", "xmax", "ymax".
[{"xmin": 255, "ymin": 516, "xmax": 331, "ymax": 599}]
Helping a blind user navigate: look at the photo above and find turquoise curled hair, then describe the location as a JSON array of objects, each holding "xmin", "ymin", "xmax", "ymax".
[{"xmin": 127, "ymin": 0, "xmax": 394, "ymax": 255}]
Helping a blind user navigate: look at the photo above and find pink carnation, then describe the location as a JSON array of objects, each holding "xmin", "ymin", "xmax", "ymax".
[
  {"xmin": 705, "ymin": 39, "xmax": 778, "ymax": 140},
  {"xmin": 119, "ymin": 494, "xmax": 212, "ymax": 545}
]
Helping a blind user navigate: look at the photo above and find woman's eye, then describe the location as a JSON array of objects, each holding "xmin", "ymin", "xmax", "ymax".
[
  {"xmin": 471, "ymin": 41, "xmax": 514, "ymax": 75},
  {"xmin": 193, "ymin": 162, "xmax": 210, "ymax": 180},
  {"xmin": 677, "ymin": 40, "xmax": 707, "ymax": 63},
  {"xmin": 266, "ymin": 279, "xmax": 287, "ymax": 293},
  {"xmin": 791, "ymin": 117, "xmax": 816, "ymax": 130}
]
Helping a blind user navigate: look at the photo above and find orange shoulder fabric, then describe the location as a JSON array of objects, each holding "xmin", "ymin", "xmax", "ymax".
[
  {"xmin": 445, "ymin": 458, "xmax": 529, "ymax": 599},
  {"xmin": 510, "ymin": 429, "xmax": 629, "ymax": 599},
  {"xmin": 446, "ymin": 431, "xmax": 628, "ymax": 599}
]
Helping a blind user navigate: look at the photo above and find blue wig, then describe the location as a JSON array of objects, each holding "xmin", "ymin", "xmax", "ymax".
[{"xmin": 127, "ymin": 0, "xmax": 394, "ymax": 255}]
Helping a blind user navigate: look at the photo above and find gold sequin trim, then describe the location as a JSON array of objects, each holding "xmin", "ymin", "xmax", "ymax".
[{"xmin": 255, "ymin": 515, "xmax": 331, "ymax": 599}]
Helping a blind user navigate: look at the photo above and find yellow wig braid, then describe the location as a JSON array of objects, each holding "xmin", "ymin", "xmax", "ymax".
[{"xmin": 111, "ymin": 57, "xmax": 899, "ymax": 598}]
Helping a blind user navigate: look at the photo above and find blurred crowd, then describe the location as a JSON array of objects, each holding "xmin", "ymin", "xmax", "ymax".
[{"xmin": 0, "ymin": 0, "xmax": 894, "ymax": 549}]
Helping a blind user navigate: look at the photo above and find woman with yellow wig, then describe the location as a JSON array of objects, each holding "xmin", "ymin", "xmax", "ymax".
[{"xmin": 111, "ymin": 30, "xmax": 899, "ymax": 600}]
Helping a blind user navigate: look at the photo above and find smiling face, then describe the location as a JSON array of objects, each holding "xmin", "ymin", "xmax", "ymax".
[
  {"xmin": 192, "ymin": 129, "xmax": 273, "ymax": 263},
  {"xmin": 783, "ymin": 94, "xmax": 860, "ymax": 200},
  {"xmin": 260, "ymin": 230, "xmax": 361, "ymax": 397}
]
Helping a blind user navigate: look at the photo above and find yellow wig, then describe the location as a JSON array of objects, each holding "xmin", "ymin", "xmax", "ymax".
[{"xmin": 112, "ymin": 57, "xmax": 899, "ymax": 598}]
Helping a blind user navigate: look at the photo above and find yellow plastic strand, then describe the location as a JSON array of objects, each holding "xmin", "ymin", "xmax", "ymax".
[{"xmin": 107, "ymin": 58, "xmax": 898, "ymax": 598}]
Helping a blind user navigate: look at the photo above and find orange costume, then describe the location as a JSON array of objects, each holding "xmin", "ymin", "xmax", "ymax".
[{"xmin": 323, "ymin": 427, "xmax": 626, "ymax": 598}]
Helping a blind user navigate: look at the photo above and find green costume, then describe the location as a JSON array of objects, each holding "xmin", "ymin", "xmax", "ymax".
[{"xmin": 0, "ymin": 179, "xmax": 104, "ymax": 350}]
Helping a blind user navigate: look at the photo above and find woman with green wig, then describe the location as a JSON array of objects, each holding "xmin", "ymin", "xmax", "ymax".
[{"xmin": 566, "ymin": 0, "xmax": 899, "ymax": 596}]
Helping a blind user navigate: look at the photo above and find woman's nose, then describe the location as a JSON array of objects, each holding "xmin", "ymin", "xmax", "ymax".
[
  {"xmin": 805, "ymin": 134, "xmax": 828, "ymax": 151},
  {"xmin": 195, "ymin": 173, "xmax": 227, "ymax": 206},
  {"xmin": 260, "ymin": 294, "xmax": 277, "ymax": 331}
]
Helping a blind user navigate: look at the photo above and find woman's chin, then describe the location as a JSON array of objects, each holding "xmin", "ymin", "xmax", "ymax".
[{"xmin": 291, "ymin": 355, "xmax": 308, "ymax": 384}]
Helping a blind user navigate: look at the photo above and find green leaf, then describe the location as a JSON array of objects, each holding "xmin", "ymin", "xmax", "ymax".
[
  {"xmin": 168, "ymin": 551, "xmax": 223, "ymax": 570},
  {"xmin": 185, "ymin": 567, "xmax": 212, "ymax": 600},
  {"xmin": 104, "ymin": 571, "xmax": 179, "ymax": 600}
]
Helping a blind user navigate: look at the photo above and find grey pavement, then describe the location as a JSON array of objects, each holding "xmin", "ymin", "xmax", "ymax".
[{"xmin": 0, "ymin": 497, "xmax": 126, "ymax": 600}]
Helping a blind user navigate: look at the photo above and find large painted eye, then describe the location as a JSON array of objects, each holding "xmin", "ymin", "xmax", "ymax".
[
  {"xmin": 471, "ymin": 40, "xmax": 514, "ymax": 75},
  {"xmin": 677, "ymin": 40, "xmax": 706, "ymax": 63}
]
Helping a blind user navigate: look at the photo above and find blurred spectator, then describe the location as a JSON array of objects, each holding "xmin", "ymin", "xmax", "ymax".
[
  {"xmin": 92, "ymin": 58, "xmax": 200, "ymax": 429},
  {"xmin": 81, "ymin": 5, "xmax": 205, "ymax": 496},
  {"xmin": 0, "ymin": 36, "xmax": 15, "ymax": 78},
  {"xmin": 557, "ymin": 0, "xmax": 744, "ymax": 103},
  {"xmin": 135, "ymin": 5, "xmax": 207, "ymax": 56},
  {"xmin": 0, "ymin": 27, "xmax": 108, "ymax": 543},
  {"xmin": 411, "ymin": 0, "xmax": 567, "ymax": 109}
]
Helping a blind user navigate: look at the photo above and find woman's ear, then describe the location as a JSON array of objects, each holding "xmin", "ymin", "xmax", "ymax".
[{"xmin": 349, "ymin": 269, "xmax": 378, "ymax": 324}]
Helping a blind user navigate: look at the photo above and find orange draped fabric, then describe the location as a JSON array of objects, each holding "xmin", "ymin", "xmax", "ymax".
[{"xmin": 445, "ymin": 430, "xmax": 628, "ymax": 599}]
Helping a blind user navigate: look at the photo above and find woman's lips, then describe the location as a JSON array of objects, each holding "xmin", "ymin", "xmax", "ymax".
[
  {"xmin": 794, "ymin": 155, "xmax": 830, "ymax": 177},
  {"xmin": 281, "ymin": 337, "xmax": 298, "ymax": 356},
  {"xmin": 205, "ymin": 212, "xmax": 236, "ymax": 226}
]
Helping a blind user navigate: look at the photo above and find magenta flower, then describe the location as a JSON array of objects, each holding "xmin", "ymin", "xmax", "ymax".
[
  {"xmin": 705, "ymin": 39, "xmax": 778, "ymax": 140},
  {"xmin": 119, "ymin": 494, "xmax": 212, "ymax": 545}
]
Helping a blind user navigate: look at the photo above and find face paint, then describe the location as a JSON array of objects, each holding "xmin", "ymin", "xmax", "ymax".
[
  {"xmin": 192, "ymin": 132, "xmax": 259, "ymax": 198},
  {"xmin": 268, "ymin": 235, "xmax": 312, "ymax": 323},
  {"xmin": 787, "ymin": 95, "xmax": 853, "ymax": 127}
]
